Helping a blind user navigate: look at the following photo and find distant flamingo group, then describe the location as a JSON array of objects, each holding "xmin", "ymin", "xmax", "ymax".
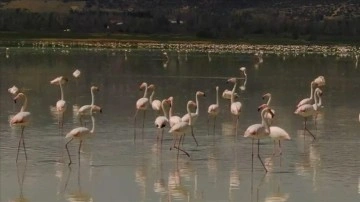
[{"xmin": 8, "ymin": 66, "xmax": 327, "ymax": 173}]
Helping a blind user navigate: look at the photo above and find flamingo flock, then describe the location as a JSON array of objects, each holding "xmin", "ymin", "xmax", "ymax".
[{"xmin": 8, "ymin": 66, "xmax": 328, "ymax": 173}]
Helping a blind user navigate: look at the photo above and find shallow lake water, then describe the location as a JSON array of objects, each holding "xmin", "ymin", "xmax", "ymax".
[{"xmin": 0, "ymin": 47, "xmax": 359, "ymax": 202}]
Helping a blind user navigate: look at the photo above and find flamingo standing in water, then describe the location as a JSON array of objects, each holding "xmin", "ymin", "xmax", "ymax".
[
  {"xmin": 154, "ymin": 99, "xmax": 170, "ymax": 144},
  {"xmin": 207, "ymin": 86, "xmax": 220, "ymax": 135},
  {"xmin": 244, "ymin": 106, "xmax": 273, "ymax": 172},
  {"xmin": 10, "ymin": 93, "xmax": 31, "ymax": 162},
  {"xmin": 227, "ymin": 78, "xmax": 242, "ymax": 136},
  {"xmin": 181, "ymin": 91, "xmax": 205, "ymax": 146},
  {"xmin": 296, "ymin": 81, "xmax": 316, "ymax": 108},
  {"xmin": 167, "ymin": 96, "xmax": 182, "ymax": 127},
  {"xmin": 258, "ymin": 104, "xmax": 291, "ymax": 157},
  {"xmin": 65, "ymin": 114, "xmax": 96, "ymax": 166},
  {"xmin": 77, "ymin": 86, "xmax": 102, "ymax": 125},
  {"xmin": 294, "ymin": 88, "xmax": 323, "ymax": 140},
  {"xmin": 134, "ymin": 82, "xmax": 151, "ymax": 139},
  {"xmin": 51, "ymin": 76, "xmax": 68, "ymax": 127},
  {"xmin": 169, "ymin": 100, "xmax": 197, "ymax": 159},
  {"xmin": 148, "ymin": 84, "xmax": 161, "ymax": 115},
  {"xmin": 222, "ymin": 67, "xmax": 246, "ymax": 99}
]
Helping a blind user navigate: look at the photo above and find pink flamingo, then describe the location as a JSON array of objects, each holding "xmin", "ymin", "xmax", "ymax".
[
  {"xmin": 10, "ymin": 93, "xmax": 31, "ymax": 162},
  {"xmin": 296, "ymin": 81, "xmax": 316, "ymax": 108},
  {"xmin": 134, "ymin": 82, "xmax": 151, "ymax": 139},
  {"xmin": 294, "ymin": 88, "xmax": 322, "ymax": 140},
  {"xmin": 51, "ymin": 76, "xmax": 68, "ymax": 127},
  {"xmin": 148, "ymin": 84, "xmax": 161, "ymax": 115},
  {"xmin": 154, "ymin": 99, "xmax": 170, "ymax": 144},
  {"xmin": 167, "ymin": 96, "xmax": 182, "ymax": 127},
  {"xmin": 207, "ymin": 86, "xmax": 220, "ymax": 135},
  {"xmin": 244, "ymin": 106, "xmax": 273, "ymax": 172},
  {"xmin": 181, "ymin": 91, "xmax": 205, "ymax": 146},
  {"xmin": 77, "ymin": 86, "xmax": 102, "ymax": 125},
  {"xmin": 262, "ymin": 93, "xmax": 275, "ymax": 124},
  {"xmin": 65, "ymin": 114, "xmax": 96, "ymax": 166},
  {"xmin": 227, "ymin": 78, "xmax": 242, "ymax": 136},
  {"xmin": 169, "ymin": 100, "xmax": 197, "ymax": 159},
  {"xmin": 258, "ymin": 104, "xmax": 291, "ymax": 157}
]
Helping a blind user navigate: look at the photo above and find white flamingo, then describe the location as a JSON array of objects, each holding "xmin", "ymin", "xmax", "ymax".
[
  {"xmin": 244, "ymin": 106, "xmax": 273, "ymax": 172},
  {"xmin": 154, "ymin": 99, "xmax": 170, "ymax": 144},
  {"xmin": 134, "ymin": 82, "xmax": 151, "ymax": 138},
  {"xmin": 294, "ymin": 88, "xmax": 323, "ymax": 140},
  {"xmin": 169, "ymin": 100, "xmax": 197, "ymax": 159},
  {"xmin": 56, "ymin": 77, "xmax": 67, "ymax": 127},
  {"xmin": 207, "ymin": 86, "xmax": 220, "ymax": 135},
  {"xmin": 227, "ymin": 78, "xmax": 242, "ymax": 136},
  {"xmin": 148, "ymin": 84, "xmax": 161, "ymax": 115},
  {"xmin": 77, "ymin": 86, "xmax": 102, "ymax": 125},
  {"xmin": 181, "ymin": 91, "xmax": 205, "ymax": 146},
  {"xmin": 167, "ymin": 96, "xmax": 182, "ymax": 127},
  {"xmin": 296, "ymin": 81, "xmax": 316, "ymax": 108},
  {"xmin": 10, "ymin": 93, "xmax": 31, "ymax": 162},
  {"xmin": 65, "ymin": 114, "xmax": 96, "ymax": 166}
]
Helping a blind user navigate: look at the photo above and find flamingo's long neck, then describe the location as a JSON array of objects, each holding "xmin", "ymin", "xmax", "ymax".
[
  {"xmin": 161, "ymin": 100, "xmax": 168, "ymax": 118},
  {"xmin": 90, "ymin": 115, "xmax": 95, "ymax": 133},
  {"xmin": 266, "ymin": 95, "xmax": 271, "ymax": 105},
  {"xmin": 169, "ymin": 100, "xmax": 174, "ymax": 118},
  {"xmin": 261, "ymin": 108, "xmax": 270, "ymax": 132},
  {"xmin": 231, "ymin": 80, "xmax": 237, "ymax": 104},
  {"xmin": 90, "ymin": 88, "xmax": 95, "ymax": 105},
  {"xmin": 313, "ymin": 89, "xmax": 319, "ymax": 107},
  {"xmin": 143, "ymin": 84, "xmax": 149, "ymax": 98},
  {"xmin": 195, "ymin": 94, "xmax": 200, "ymax": 115},
  {"xmin": 309, "ymin": 82, "xmax": 314, "ymax": 100},
  {"xmin": 59, "ymin": 81, "xmax": 64, "ymax": 100},
  {"xmin": 187, "ymin": 102, "xmax": 192, "ymax": 126},
  {"xmin": 150, "ymin": 90, "xmax": 155, "ymax": 103},
  {"xmin": 215, "ymin": 88, "xmax": 219, "ymax": 105},
  {"xmin": 20, "ymin": 95, "xmax": 28, "ymax": 112}
]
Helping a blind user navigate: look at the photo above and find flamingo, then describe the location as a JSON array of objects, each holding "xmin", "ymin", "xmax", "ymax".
[
  {"xmin": 258, "ymin": 104, "xmax": 291, "ymax": 157},
  {"xmin": 148, "ymin": 84, "xmax": 161, "ymax": 115},
  {"xmin": 167, "ymin": 96, "xmax": 182, "ymax": 127},
  {"xmin": 55, "ymin": 77, "xmax": 67, "ymax": 127},
  {"xmin": 134, "ymin": 82, "xmax": 151, "ymax": 139},
  {"xmin": 262, "ymin": 93, "xmax": 276, "ymax": 124},
  {"xmin": 227, "ymin": 78, "xmax": 242, "ymax": 136},
  {"xmin": 244, "ymin": 106, "xmax": 273, "ymax": 172},
  {"xmin": 239, "ymin": 67, "xmax": 247, "ymax": 91},
  {"xmin": 154, "ymin": 99, "xmax": 170, "ymax": 144},
  {"xmin": 65, "ymin": 114, "xmax": 96, "ymax": 166},
  {"xmin": 77, "ymin": 86, "xmax": 102, "ymax": 125},
  {"xmin": 296, "ymin": 81, "xmax": 316, "ymax": 108},
  {"xmin": 181, "ymin": 91, "xmax": 206, "ymax": 146},
  {"xmin": 222, "ymin": 67, "xmax": 246, "ymax": 99},
  {"xmin": 169, "ymin": 100, "xmax": 197, "ymax": 159},
  {"xmin": 10, "ymin": 93, "xmax": 31, "ymax": 162},
  {"xmin": 294, "ymin": 88, "xmax": 323, "ymax": 140},
  {"xmin": 207, "ymin": 86, "xmax": 220, "ymax": 135}
]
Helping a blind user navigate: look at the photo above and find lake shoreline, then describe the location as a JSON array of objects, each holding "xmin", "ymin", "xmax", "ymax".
[{"xmin": 0, "ymin": 32, "xmax": 358, "ymax": 56}]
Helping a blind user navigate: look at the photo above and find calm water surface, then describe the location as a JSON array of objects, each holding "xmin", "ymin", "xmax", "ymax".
[{"xmin": 0, "ymin": 47, "xmax": 359, "ymax": 202}]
